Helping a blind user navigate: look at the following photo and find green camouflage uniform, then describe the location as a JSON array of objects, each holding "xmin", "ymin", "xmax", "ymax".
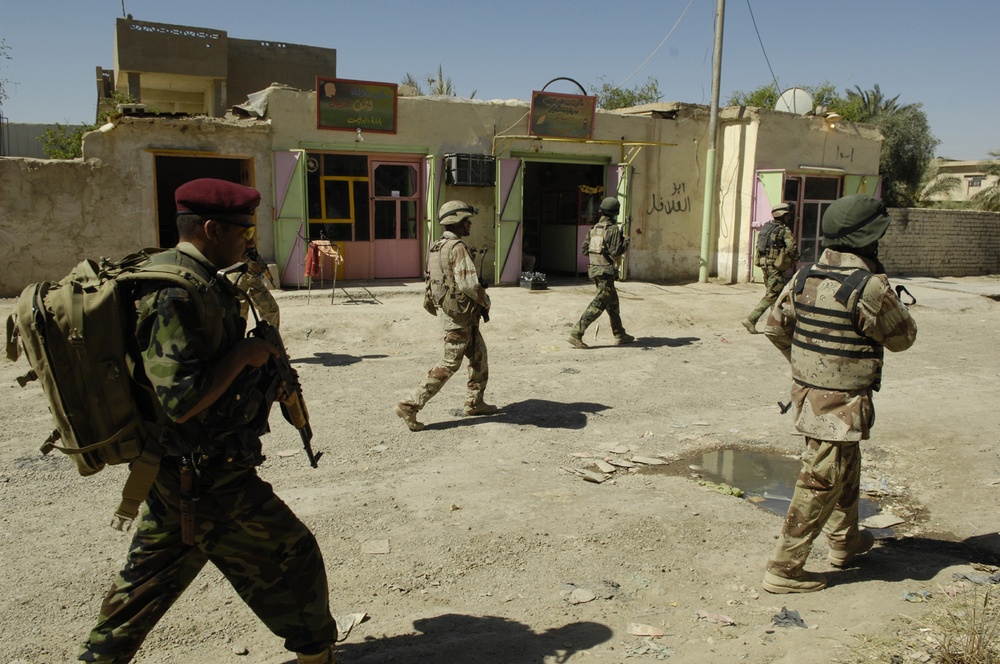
[
  {"xmin": 403, "ymin": 231, "xmax": 491, "ymax": 412},
  {"xmin": 763, "ymin": 248, "xmax": 917, "ymax": 579},
  {"xmin": 747, "ymin": 221, "xmax": 799, "ymax": 325},
  {"xmin": 571, "ymin": 216, "xmax": 629, "ymax": 339},
  {"xmin": 79, "ymin": 243, "xmax": 335, "ymax": 663}
]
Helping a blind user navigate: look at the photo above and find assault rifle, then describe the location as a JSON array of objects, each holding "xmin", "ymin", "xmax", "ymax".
[
  {"xmin": 219, "ymin": 264, "xmax": 322, "ymax": 468},
  {"xmin": 476, "ymin": 246, "xmax": 490, "ymax": 323},
  {"xmin": 251, "ymin": 318, "xmax": 323, "ymax": 468}
]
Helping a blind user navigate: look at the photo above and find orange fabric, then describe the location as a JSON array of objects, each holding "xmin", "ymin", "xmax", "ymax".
[{"xmin": 305, "ymin": 241, "xmax": 343, "ymax": 278}]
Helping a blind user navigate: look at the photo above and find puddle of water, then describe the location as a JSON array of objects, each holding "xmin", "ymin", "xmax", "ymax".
[{"xmin": 655, "ymin": 447, "xmax": 894, "ymax": 537}]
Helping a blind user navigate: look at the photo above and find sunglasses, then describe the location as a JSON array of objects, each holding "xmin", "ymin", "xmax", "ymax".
[{"xmin": 214, "ymin": 219, "xmax": 256, "ymax": 240}]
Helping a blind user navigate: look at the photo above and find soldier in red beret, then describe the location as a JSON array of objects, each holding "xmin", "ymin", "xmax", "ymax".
[{"xmin": 80, "ymin": 179, "xmax": 340, "ymax": 664}]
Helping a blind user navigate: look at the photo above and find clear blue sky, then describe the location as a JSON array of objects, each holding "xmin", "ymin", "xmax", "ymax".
[{"xmin": 2, "ymin": 0, "xmax": 996, "ymax": 160}]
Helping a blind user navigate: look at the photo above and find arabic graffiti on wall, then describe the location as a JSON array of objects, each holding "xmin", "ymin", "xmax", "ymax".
[{"xmin": 647, "ymin": 181, "xmax": 691, "ymax": 215}]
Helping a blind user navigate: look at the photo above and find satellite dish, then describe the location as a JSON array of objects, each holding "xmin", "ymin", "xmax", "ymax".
[{"xmin": 775, "ymin": 87, "xmax": 814, "ymax": 115}]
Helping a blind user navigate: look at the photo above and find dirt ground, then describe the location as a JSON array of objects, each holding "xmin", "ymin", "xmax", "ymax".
[{"xmin": 2, "ymin": 272, "xmax": 999, "ymax": 664}]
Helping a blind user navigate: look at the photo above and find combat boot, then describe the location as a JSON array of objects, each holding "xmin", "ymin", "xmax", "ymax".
[
  {"xmin": 567, "ymin": 334, "xmax": 588, "ymax": 349},
  {"xmin": 296, "ymin": 647, "xmax": 337, "ymax": 664},
  {"xmin": 394, "ymin": 402, "xmax": 425, "ymax": 432},
  {"xmin": 465, "ymin": 402, "xmax": 499, "ymax": 416},
  {"xmin": 762, "ymin": 570, "xmax": 827, "ymax": 594},
  {"xmin": 828, "ymin": 529, "xmax": 875, "ymax": 568},
  {"xmin": 614, "ymin": 333, "xmax": 635, "ymax": 345},
  {"xmin": 742, "ymin": 319, "xmax": 759, "ymax": 334}
]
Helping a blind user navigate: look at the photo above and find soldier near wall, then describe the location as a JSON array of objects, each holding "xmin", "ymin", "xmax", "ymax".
[
  {"xmin": 395, "ymin": 200, "xmax": 497, "ymax": 432},
  {"xmin": 567, "ymin": 197, "xmax": 634, "ymax": 349},
  {"xmin": 743, "ymin": 203, "xmax": 800, "ymax": 334},
  {"xmin": 761, "ymin": 194, "xmax": 917, "ymax": 594}
]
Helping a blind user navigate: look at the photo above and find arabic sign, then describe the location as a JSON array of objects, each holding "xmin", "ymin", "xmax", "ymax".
[
  {"xmin": 317, "ymin": 77, "xmax": 398, "ymax": 133},
  {"xmin": 529, "ymin": 91, "xmax": 596, "ymax": 139}
]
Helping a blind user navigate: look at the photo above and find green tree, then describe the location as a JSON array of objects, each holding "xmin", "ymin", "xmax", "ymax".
[
  {"xmin": 590, "ymin": 76, "xmax": 661, "ymax": 110},
  {"xmin": 39, "ymin": 90, "xmax": 136, "ymax": 159},
  {"xmin": 873, "ymin": 104, "xmax": 939, "ymax": 207},
  {"xmin": 726, "ymin": 81, "xmax": 849, "ymax": 114},
  {"xmin": 401, "ymin": 65, "xmax": 476, "ymax": 99},
  {"xmin": 970, "ymin": 150, "xmax": 1000, "ymax": 212}
]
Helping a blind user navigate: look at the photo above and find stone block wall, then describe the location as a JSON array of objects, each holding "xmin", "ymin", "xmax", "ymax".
[{"xmin": 881, "ymin": 207, "xmax": 1000, "ymax": 277}]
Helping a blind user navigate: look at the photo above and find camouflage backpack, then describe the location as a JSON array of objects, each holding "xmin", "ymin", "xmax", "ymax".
[{"xmin": 5, "ymin": 248, "xmax": 222, "ymax": 529}]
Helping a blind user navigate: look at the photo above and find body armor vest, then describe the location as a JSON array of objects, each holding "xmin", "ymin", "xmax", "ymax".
[
  {"xmin": 587, "ymin": 220, "xmax": 612, "ymax": 267},
  {"xmin": 790, "ymin": 264, "xmax": 885, "ymax": 391},
  {"xmin": 426, "ymin": 237, "xmax": 478, "ymax": 325}
]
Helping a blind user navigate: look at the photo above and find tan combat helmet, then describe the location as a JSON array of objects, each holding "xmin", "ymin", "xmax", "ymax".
[{"xmin": 438, "ymin": 200, "xmax": 477, "ymax": 226}]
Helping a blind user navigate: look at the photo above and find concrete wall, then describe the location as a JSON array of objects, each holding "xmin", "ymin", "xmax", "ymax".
[
  {"xmin": 881, "ymin": 207, "xmax": 1000, "ymax": 277},
  {"xmin": 227, "ymin": 39, "xmax": 336, "ymax": 109},
  {"xmin": 713, "ymin": 107, "xmax": 882, "ymax": 284},
  {"xmin": 115, "ymin": 18, "xmax": 227, "ymax": 78},
  {"xmin": 0, "ymin": 117, "xmax": 272, "ymax": 297}
]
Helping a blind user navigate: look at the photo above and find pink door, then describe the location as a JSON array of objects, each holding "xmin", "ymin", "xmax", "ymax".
[{"xmin": 371, "ymin": 161, "xmax": 422, "ymax": 279}]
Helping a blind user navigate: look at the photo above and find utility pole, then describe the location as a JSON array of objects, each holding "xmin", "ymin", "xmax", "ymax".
[{"xmin": 698, "ymin": 0, "xmax": 725, "ymax": 283}]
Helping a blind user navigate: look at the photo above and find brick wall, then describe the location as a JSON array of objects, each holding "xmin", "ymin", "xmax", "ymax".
[{"xmin": 880, "ymin": 207, "xmax": 1000, "ymax": 277}]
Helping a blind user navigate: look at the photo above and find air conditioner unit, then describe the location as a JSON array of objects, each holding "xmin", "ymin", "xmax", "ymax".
[{"xmin": 444, "ymin": 153, "xmax": 495, "ymax": 187}]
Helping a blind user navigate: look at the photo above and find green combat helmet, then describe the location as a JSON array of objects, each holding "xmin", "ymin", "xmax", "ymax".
[
  {"xmin": 599, "ymin": 197, "xmax": 620, "ymax": 217},
  {"xmin": 822, "ymin": 194, "xmax": 891, "ymax": 249},
  {"xmin": 439, "ymin": 200, "xmax": 477, "ymax": 226}
]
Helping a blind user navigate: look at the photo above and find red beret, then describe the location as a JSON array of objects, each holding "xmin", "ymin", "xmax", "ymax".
[{"xmin": 175, "ymin": 178, "xmax": 261, "ymax": 216}]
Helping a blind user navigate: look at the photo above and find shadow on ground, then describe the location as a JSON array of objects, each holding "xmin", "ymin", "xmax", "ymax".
[
  {"xmin": 335, "ymin": 614, "xmax": 613, "ymax": 664},
  {"xmin": 427, "ymin": 399, "xmax": 610, "ymax": 431},
  {"xmin": 827, "ymin": 533, "xmax": 1000, "ymax": 589}
]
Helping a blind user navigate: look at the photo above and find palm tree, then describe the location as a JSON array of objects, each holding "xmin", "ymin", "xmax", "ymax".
[
  {"xmin": 970, "ymin": 151, "xmax": 1000, "ymax": 212},
  {"xmin": 401, "ymin": 65, "xmax": 476, "ymax": 99},
  {"xmin": 845, "ymin": 84, "xmax": 914, "ymax": 123}
]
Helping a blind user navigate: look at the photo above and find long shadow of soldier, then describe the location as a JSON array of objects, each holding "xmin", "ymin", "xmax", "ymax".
[
  {"xmin": 826, "ymin": 532, "xmax": 1000, "ymax": 589},
  {"xmin": 428, "ymin": 399, "xmax": 611, "ymax": 431},
  {"xmin": 630, "ymin": 336, "xmax": 699, "ymax": 349},
  {"xmin": 336, "ymin": 613, "xmax": 613, "ymax": 664},
  {"xmin": 291, "ymin": 353, "xmax": 389, "ymax": 367}
]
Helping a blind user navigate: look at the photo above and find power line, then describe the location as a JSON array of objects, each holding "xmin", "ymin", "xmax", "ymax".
[
  {"xmin": 617, "ymin": 0, "xmax": 696, "ymax": 89},
  {"xmin": 745, "ymin": 0, "xmax": 781, "ymax": 93}
]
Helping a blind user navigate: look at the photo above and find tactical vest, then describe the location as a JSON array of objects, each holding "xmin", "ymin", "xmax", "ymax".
[
  {"xmin": 426, "ymin": 237, "xmax": 478, "ymax": 326},
  {"xmin": 587, "ymin": 220, "xmax": 612, "ymax": 267},
  {"xmin": 790, "ymin": 264, "xmax": 885, "ymax": 391},
  {"xmin": 756, "ymin": 221, "xmax": 787, "ymax": 267}
]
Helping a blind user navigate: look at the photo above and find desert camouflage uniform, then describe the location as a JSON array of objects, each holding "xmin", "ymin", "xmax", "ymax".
[
  {"xmin": 747, "ymin": 222, "xmax": 799, "ymax": 326},
  {"xmin": 401, "ymin": 231, "xmax": 491, "ymax": 412},
  {"xmin": 234, "ymin": 251, "xmax": 280, "ymax": 329},
  {"xmin": 763, "ymin": 248, "xmax": 916, "ymax": 578},
  {"xmin": 79, "ymin": 243, "xmax": 335, "ymax": 663},
  {"xmin": 570, "ymin": 216, "xmax": 629, "ymax": 339}
]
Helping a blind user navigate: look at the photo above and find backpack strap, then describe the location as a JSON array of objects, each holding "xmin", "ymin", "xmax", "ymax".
[{"xmin": 111, "ymin": 437, "xmax": 163, "ymax": 530}]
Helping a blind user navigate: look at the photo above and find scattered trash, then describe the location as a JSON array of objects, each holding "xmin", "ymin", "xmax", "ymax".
[
  {"xmin": 640, "ymin": 431, "xmax": 655, "ymax": 438},
  {"xmin": 562, "ymin": 586, "xmax": 597, "ymax": 604},
  {"xmin": 628, "ymin": 622, "xmax": 666, "ymax": 637},
  {"xmin": 861, "ymin": 513, "xmax": 905, "ymax": 529},
  {"xmin": 607, "ymin": 459, "xmax": 637, "ymax": 468},
  {"xmin": 903, "ymin": 590, "xmax": 933, "ymax": 602},
  {"xmin": 697, "ymin": 480, "xmax": 744, "ymax": 497},
  {"xmin": 631, "ymin": 456, "xmax": 667, "ymax": 466},
  {"xmin": 952, "ymin": 571, "xmax": 1000, "ymax": 585},
  {"xmin": 232, "ymin": 644, "xmax": 249, "ymax": 656},
  {"xmin": 696, "ymin": 610, "xmax": 736, "ymax": 626},
  {"xmin": 595, "ymin": 460, "xmax": 616, "ymax": 473},
  {"xmin": 771, "ymin": 607, "xmax": 806, "ymax": 628},
  {"xmin": 276, "ymin": 449, "xmax": 300, "ymax": 458},
  {"xmin": 623, "ymin": 639, "xmax": 675, "ymax": 659},
  {"xmin": 561, "ymin": 467, "xmax": 607, "ymax": 483},
  {"xmin": 608, "ymin": 444, "xmax": 632, "ymax": 454},
  {"xmin": 335, "ymin": 612, "xmax": 370, "ymax": 641},
  {"xmin": 361, "ymin": 539, "xmax": 390, "ymax": 555}
]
